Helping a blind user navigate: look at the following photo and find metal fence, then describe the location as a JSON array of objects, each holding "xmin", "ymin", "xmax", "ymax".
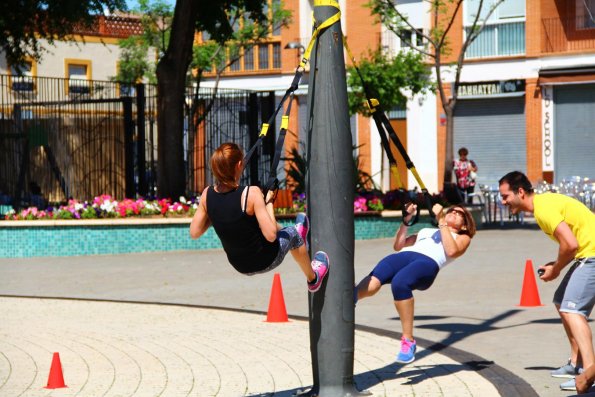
[{"xmin": 0, "ymin": 74, "xmax": 275, "ymax": 208}]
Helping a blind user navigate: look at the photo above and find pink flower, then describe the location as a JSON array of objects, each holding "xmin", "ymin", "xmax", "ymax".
[
  {"xmin": 354, "ymin": 197, "xmax": 368, "ymax": 212},
  {"xmin": 158, "ymin": 198, "xmax": 171, "ymax": 215},
  {"xmin": 93, "ymin": 194, "xmax": 113, "ymax": 206}
]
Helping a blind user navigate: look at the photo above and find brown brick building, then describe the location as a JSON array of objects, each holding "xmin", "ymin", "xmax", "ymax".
[{"xmin": 205, "ymin": 0, "xmax": 595, "ymax": 193}]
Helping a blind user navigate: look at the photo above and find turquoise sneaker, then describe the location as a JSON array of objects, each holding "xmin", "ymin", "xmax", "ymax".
[
  {"xmin": 551, "ymin": 360, "xmax": 580, "ymax": 378},
  {"xmin": 396, "ymin": 337, "xmax": 416, "ymax": 364},
  {"xmin": 559, "ymin": 368, "xmax": 584, "ymax": 391},
  {"xmin": 560, "ymin": 378, "xmax": 576, "ymax": 391}
]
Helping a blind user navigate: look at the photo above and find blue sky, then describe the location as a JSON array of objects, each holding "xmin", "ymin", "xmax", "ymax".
[
  {"xmin": 125, "ymin": 0, "xmax": 138, "ymax": 9},
  {"xmin": 125, "ymin": 0, "xmax": 175, "ymax": 11}
]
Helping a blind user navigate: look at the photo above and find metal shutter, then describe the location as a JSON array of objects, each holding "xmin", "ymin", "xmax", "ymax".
[
  {"xmin": 554, "ymin": 84, "xmax": 595, "ymax": 183},
  {"xmin": 453, "ymin": 97, "xmax": 526, "ymax": 187}
]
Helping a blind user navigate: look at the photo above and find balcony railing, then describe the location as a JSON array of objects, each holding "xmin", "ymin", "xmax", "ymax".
[
  {"xmin": 542, "ymin": 16, "xmax": 595, "ymax": 54},
  {"xmin": 72, "ymin": 15, "xmax": 144, "ymax": 38},
  {"xmin": 205, "ymin": 40, "xmax": 282, "ymax": 76},
  {"xmin": 465, "ymin": 21, "xmax": 525, "ymax": 59}
]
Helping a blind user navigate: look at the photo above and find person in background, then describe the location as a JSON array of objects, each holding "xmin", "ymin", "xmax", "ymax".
[
  {"xmin": 453, "ymin": 147, "xmax": 478, "ymax": 204},
  {"xmin": 499, "ymin": 171, "xmax": 595, "ymax": 392}
]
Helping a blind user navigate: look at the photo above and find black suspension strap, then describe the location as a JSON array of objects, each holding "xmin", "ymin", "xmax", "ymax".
[
  {"xmin": 344, "ymin": 39, "xmax": 437, "ymax": 226},
  {"xmin": 242, "ymin": 70, "xmax": 301, "ymax": 167},
  {"xmin": 242, "ymin": 6, "xmax": 341, "ymax": 201},
  {"xmin": 262, "ymin": 92, "xmax": 295, "ymax": 199}
]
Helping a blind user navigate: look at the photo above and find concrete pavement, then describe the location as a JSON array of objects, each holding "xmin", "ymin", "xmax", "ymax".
[
  {"xmin": 0, "ymin": 227, "xmax": 593, "ymax": 396},
  {"xmin": 2, "ymin": 297, "xmax": 505, "ymax": 396}
]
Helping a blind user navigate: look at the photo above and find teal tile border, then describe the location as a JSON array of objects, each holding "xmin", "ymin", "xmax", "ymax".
[{"xmin": 0, "ymin": 214, "xmax": 435, "ymax": 258}]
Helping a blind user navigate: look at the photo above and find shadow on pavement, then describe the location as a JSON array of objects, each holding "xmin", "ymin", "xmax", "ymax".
[
  {"xmin": 246, "ymin": 388, "xmax": 307, "ymax": 397},
  {"xmin": 525, "ymin": 365, "xmax": 557, "ymax": 371},
  {"xmin": 354, "ymin": 308, "xmax": 539, "ymax": 397},
  {"xmin": 417, "ymin": 309, "xmax": 523, "ymax": 351}
]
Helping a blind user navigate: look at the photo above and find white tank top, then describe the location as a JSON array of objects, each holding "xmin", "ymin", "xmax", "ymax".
[{"xmin": 400, "ymin": 228, "xmax": 459, "ymax": 269}]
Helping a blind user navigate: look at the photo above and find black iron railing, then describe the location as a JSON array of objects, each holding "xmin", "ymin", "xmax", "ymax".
[{"xmin": 0, "ymin": 74, "xmax": 274, "ymax": 208}]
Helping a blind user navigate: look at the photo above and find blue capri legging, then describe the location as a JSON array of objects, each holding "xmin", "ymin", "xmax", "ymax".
[{"xmin": 370, "ymin": 251, "xmax": 440, "ymax": 301}]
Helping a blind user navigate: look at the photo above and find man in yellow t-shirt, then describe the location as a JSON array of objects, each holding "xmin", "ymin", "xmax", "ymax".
[{"xmin": 499, "ymin": 171, "xmax": 595, "ymax": 393}]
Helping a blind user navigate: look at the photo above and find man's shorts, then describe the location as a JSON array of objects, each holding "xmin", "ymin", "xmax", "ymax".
[{"xmin": 554, "ymin": 257, "xmax": 595, "ymax": 317}]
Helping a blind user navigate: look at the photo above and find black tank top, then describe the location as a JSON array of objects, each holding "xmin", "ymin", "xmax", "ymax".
[{"xmin": 206, "ymin": 185, "xmax": 279, "ymax": 273}]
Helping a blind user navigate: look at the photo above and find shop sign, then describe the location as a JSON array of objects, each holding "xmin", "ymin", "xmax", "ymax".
[
  {"xmin": 541, "ymin": 86, "xmax": 554, "ymax": 172},
  {"xmin": 455, "ymin": 80, "xmax": 525, "ymax": 97}
]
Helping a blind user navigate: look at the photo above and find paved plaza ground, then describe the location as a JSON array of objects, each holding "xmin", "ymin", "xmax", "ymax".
[{"xmin": 1, "ymin": 227, "xmax": 594, "ymax": 396}]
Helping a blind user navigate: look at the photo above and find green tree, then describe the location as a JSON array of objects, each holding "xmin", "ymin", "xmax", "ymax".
[
  {"xmin": 153, "ymin": 0, "xmax": 291, "ymax": 199},
  {"xmin": 346, "ymin": 49, "xmax": 433, "ymax": 116},
  {"xmin": 188, "ymin": 2, "xmax": 291, "ymax": 143},
  {"xmin": 115, "ymin": 36, "xmax": 156, "ymax": 84},
  {"xmin": 367, "ymin": 0, "xmax": 505, "ymax": 185},
  {"xmin": 115, "ymin": 0, "xmax": 293, "ymax": 198},
  {"xmin": 0, "ymin": 0, "xmax": 127, "ymax": 68},
  {"xmin": 113, "ymin": 0, "xmax": 172, "ymax": 84}
]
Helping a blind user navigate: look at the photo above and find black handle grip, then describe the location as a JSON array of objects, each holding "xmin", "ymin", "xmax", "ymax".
[
  {"xmin": 402, "ymin": 205, "xmax": 420, "ymax": 226},
  {"xmin": 423, "ymin": 193, "xmax": 438, "ymax": 226},
  {"xmin": 262, "ymin": 177, "xmax": 279, "ymax": 204}
]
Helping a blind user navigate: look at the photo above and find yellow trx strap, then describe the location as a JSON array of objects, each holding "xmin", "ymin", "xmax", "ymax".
[
  {"xmin": 244, "ymin": 0, "xmax": 343, "ymax": 196},
  {"xmin": 391, "ymin": 165, "xmax": 404, "ymax": 190},
  {"xmin": 347, "ymin": 38, "xmax": 407, "ymax": 190},
  {"xmin": 299, "ymin": 0, "xmax": 341, "ymax": 69}
]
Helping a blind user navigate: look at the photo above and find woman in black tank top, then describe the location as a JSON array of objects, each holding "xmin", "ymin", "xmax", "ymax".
[{"xmin": 190, "ymin": 143, "xmax": 330, "ymax": 293}]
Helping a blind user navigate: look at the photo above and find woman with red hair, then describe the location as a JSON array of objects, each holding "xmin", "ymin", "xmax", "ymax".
[{"xmin": 190, "ymin": 142, "xmax": 329, "ymax": 292}]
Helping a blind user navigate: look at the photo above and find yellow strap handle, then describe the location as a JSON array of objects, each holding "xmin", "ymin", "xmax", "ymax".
[
  {"xmin": 280, "ymin": 115, "xmax": 289, "ymax": 130},
  {"xmin": 344, "ymin": 37, "xmax": 382, "ymax": 114},
  {"xmin": 390, "ymin": 165, "xmax": 404, "ymax": 190},
  {"xmin": 259, "ymin": 123, "xmax": 270, "ymax": 137},
  {"xmin": 299, "ymin": 0, "xmax": 341, "ymax": 69},
  {"xmin": 409, "ymin": 167, "xmax": 427, "ymax": 191}
]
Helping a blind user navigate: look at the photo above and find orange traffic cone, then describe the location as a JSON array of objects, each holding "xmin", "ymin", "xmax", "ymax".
[
  {"xmin": 266, "ymin": 273, "xmax": 289, "ymax": 322},
  {"xmin": 45, "ymin": 352, "xmax": 67, "ymax": 389},
  {"xmin": 518, "ymin": 259, "xmax": 544, "ymax": 307}
]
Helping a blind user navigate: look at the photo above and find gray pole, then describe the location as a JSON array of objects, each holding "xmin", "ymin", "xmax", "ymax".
[{"xmin": 305, "ymin": 2, "xmax": 361, "ymax": 396}]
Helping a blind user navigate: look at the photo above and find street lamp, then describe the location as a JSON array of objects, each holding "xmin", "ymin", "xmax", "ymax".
[
  {"xmin": 284, "ymin": 41, "xmax": 305, "ymax": 51},
  {"xmin": 284, "ymin": 41, "xmax": 305, "ymax": 67}
]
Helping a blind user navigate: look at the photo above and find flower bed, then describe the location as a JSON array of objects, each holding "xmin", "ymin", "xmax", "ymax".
[
  {"xmin": 0, "ymin": 191, "xmax": 459, "ymax": 258},
  {"xmin": 3, "ymin": 192, "xmax": 406, "ymax": 220},
  {"xmin": 3, "ymin": 195, "xmax": 197, "ymax": 220}
]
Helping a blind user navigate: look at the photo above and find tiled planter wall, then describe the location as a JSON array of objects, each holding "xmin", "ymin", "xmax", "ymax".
[{"xmin": 0, "ymin": 212, "xmax": 435, "ymax": 258}]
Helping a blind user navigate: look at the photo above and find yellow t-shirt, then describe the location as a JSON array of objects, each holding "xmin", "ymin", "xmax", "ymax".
[{"xmin": 534, "ymin": 193, "xmax": 595, "ymax": 258}]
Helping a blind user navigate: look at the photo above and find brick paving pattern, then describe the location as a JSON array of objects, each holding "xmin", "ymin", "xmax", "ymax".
[{"xmin": 1, "ymin": 297, "xmax": 500, "ymax": 397}]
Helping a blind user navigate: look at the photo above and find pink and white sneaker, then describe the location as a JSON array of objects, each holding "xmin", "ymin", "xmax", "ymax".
[
  {"xmin": 396, "ymin": 337, "xmax": 416, "ymax": 364},
  {"xmin": 308, "ymin": 251, "xmax": 330, "ymax": 292},
  {"xmin": 295, "ymin": 212, "xmax": 309, "ymax": 249}
]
